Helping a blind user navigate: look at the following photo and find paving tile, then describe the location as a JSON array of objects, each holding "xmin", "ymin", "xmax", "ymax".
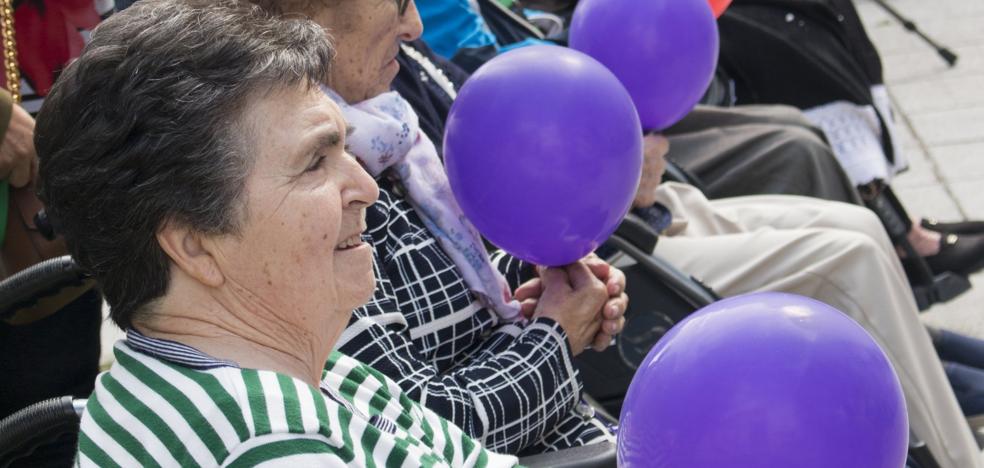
[
  {"xmin": 932, "ymin": 142, "xmax": 984, "ymax": 183},
  {"xmin": 889, "ymin": 74, "xmax": 984, "ymax": 115},
  {"xmin": 893, "ymin": 146, "xmax": 939, "ymax": 189},
  {"xmin": 922, "ymin": 271, "xmax": 984, "ymax": 339},
  {"xmin": 877, "ymin": 41, "xmax": 984, "ymax": 85},
  {"xmin": 866, "ymin": 0, "xmax": 984, "ymax": 21},
  {"xmin": 945, "ymin": 180, "xmax": 984, "ymax": 220},
  {"xmin": 919, "ymin": 16, "xmax": 984, "ymax": 49},
  {"xmin": 865, "ymin": 20, "xmax": 931, "ymax": 56},
  {"xmin": 857, "ymin": 1, "xmax": 984, "ymax": 54},
  {"xmin": 856, "ymin": 0, "xmax": 891, "ymax": 25},
  {"xmin": 941, "ymin": 1, "xmax": 984, "ymax": 18},
  {"xmin": 888, "ymin": 111, "xmax": 922, "ymax": 150},
  {"xmin": 859, "ymin": 0, "xmax": 984, "ymax": 82},
  {"xmin": 857, "ymin": 1, "xmax": 930, "ymax": 22},
  {"xmin": 893, "ymin": 184, "xmax": 964, "ymax": 220},
  {"xmin": 907, "ymin": 106, "xmax": 984, "ymax": 146}
]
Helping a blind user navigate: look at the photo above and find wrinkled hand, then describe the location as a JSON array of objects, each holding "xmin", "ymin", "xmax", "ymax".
[
  {"xmin": 515, "ymin": 255, "xmax": 627, "ymax": 353},
  {"xmin": 516, "ymin": 262, "xmax": 608, "ymax": 356},
  {"xmin": 632, "ymin": 133, "xmax": 670, "ymax": 209},
  {"xmin": 0, "ymin": 105, "xmax": 37, "ymax": 188},
  {"xmin": 581, "ymin": 254, "xmax": 628, "ymax": 352}
]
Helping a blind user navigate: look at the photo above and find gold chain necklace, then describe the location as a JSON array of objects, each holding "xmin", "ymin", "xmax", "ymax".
[{"xmin": 1, "ymin": 0, "xmax": 19, "ymax": 103}]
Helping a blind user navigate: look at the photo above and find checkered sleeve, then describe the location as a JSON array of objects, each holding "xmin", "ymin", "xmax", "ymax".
[
  {"xmin": 334, "ymin": 182, "xmax": 586, "ymax": 454},
  {"xmin": 489, "ymin": 250, "xmax": 538, "ymax": 291}
]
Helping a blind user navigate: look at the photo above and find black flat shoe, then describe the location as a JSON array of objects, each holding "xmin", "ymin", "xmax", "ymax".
[
  {"xmin": 924, "ymin": 232, "xmax": 984, "ymax": 276},
  {"xmin": 922, "ymin": 218, "xmax": 984, "ymax": 235}
]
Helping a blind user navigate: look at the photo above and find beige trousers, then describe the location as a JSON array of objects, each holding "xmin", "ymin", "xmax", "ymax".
[{"xmin": 646, "ymin": 182, "xmax": 980, "ymax": 468}]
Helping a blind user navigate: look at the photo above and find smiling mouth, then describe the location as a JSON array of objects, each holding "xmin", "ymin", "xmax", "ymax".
[{"xmin": 336, "ymin": 233, "xmax": 367, "ymax": 251}]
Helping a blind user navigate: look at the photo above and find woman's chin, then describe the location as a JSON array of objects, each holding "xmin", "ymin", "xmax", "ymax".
[
  {"xmin": 334, "ymin": 243, "xmax": 377, "ymax": 310},
  {"xmin": 353, "ymin": 271, "xmax": 377, "ymax": 306},
  {"xmin": 383, "ymin": 58, "xmax": 400, "ymax": 84}
]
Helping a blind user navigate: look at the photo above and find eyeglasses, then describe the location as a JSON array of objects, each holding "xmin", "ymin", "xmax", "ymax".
[{"xmin": 395, "ymin": 0, "xmax": 410, "ymax": 16}]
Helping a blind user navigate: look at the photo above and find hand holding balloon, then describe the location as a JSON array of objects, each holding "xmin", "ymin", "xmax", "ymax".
[
  {"xmin": 522, "ymin": 263, "xmax": 609, "ymax": 355},
  {"xmin": 581, "ymin": 254, "xmax": 629, "ymax": 351},
  {"xmin": 517, "ymin": 255, "xmax": 630, "ymax": 352}
]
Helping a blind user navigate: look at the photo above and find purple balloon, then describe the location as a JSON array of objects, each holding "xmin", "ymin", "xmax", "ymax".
[
  {"xmin": 570, "ymin": 0, "xmax": 719, "ymax": 131},
  {"xmin": 619, "ymin": 293, "xmax": 908, "ymax": 468},
  {"xmin": 444, "ymin": 46, "xmax": 643, "ymax": 266}
]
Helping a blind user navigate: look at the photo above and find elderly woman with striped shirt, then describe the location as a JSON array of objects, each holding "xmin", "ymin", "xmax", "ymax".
[{"xmin": 35, "ymin": 0, "xmax": 516, "ymax": 466}]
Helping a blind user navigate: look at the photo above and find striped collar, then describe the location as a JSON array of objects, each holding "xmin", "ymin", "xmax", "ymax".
[
  {"xmin": 123, "ymin": 329, "xmax": 386, "ymax": 428},
  {"xmin": 125, "ymin": 329, "xmax": 238, "ymax": 370}
]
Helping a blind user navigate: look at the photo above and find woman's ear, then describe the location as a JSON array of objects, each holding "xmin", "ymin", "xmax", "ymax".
[{"xmin": 156, "ymin": 220, "xmax": 225, "ymax": 288}]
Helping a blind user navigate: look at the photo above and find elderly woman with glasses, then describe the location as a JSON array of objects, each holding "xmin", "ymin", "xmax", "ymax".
[
  {"xmin": 37, "ymin": 0, "xmax": 517, "ymax": 465},
  {"xmin": 241, "ymin": 0, "xmax": 629, "ymax": 457},
  {"xmin": 231, "ymin": 1, "xmax": 984, "ymax": 467}
]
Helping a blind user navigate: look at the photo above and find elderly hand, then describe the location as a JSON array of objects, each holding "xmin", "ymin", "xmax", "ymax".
[
  {"xmin": 632, "ymin": 133, "xmax": 670, "ymax": 209},
  {"xmin": 0, "ymin": 105, "xmax": 37, "ymax": 188},
  {"xmin": 581, "ymin": 254, "xmax": 628, "ymax": 352},
  {"xmin": 515, "ymin": 255, "xmax": 628, "ymax": 353},
  {"xmin": 516, "ymin": 262, "xmax": 608, "ymax": 356}
]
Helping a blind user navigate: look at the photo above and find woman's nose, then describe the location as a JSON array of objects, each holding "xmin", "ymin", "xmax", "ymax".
[
  {"xmin": 399, "ymin": 0, "xmax": 424, "ymax": 42},
  {"xmin": 344, "ymin": 154, "xmax": 380, "ymax": 208}
]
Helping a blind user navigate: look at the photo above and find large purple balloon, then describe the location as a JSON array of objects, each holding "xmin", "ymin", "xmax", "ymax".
[
  {"xmin": 570, "ymin": 0, "xmax": 719, "ymax": 131},
  {"xmin": 619, "ymin": 293, "xmax": 908, "ymax": 468},
  {"xmin": 444, "ymin": 46, "xmax": 643, "ymax": 266}
]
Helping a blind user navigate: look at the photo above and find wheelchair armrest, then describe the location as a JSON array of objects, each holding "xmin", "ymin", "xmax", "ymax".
[
  {"xmin": 614, "ymin": 213, "xmax": 660, "ymax": 253},
  {"xmin": 518, "ymin": 441, "xmax": 616, "ymax": 468},
  {"xmin": 662, "ymin": 160, "xmax": 708, "ymax": 192},
  {"xmin": 606, "ymin": 234, "xmax": 719, "ymax": 309},
  {"xmin": 0, "ymin": 256, "xmax": 94, "ymax": 324},
  {"xmin": 0, "ymin": 396, "xmax": 83, "ymax": 466}
]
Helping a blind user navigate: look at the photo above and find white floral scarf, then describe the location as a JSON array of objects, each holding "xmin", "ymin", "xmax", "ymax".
[{"xmin": 326, "ymin": 89, "xmax": 522, "ymax": 322}]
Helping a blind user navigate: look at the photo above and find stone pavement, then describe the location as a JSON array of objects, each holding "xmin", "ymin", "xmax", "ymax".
[{"xmin": 856, "ymin": 0, "xmax": 984, "ymax": 338}]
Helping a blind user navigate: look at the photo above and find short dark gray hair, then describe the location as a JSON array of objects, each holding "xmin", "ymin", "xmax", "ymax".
[
  {"xmin": 36, "ymin": 0, "xmax": 334, "ymax": 329},
  {"xmin": 248, "ymin": 0, "xmax": 334, "ymax": 15}
]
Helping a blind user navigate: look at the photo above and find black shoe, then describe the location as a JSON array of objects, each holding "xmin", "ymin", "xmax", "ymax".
[
  {"xmin": 924, "ymin": 232, "xmax": 984, "ymax": 276},
  {"xmin": 922, "ymin": 218, "xmax": 984, "ymax": 235}
]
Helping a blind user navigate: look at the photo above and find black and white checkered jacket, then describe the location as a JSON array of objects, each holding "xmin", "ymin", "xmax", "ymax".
[{"xmin": 335, "ymin": 175, "xmax": 613, "ymax": 455}]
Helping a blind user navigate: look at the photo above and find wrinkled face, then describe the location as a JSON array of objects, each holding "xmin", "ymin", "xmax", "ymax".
[
  {"xmin": 211, "ymin": 85, "xmax": 379, "ymax": 325},
  {"xmin": 308, "ymin": 0, "xmax": 424, "ymax": 102}
]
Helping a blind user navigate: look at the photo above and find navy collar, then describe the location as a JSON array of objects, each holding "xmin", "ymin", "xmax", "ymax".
[{"xmin": 125, "ymin": 329, "xmax": 238, "ymax": 370}]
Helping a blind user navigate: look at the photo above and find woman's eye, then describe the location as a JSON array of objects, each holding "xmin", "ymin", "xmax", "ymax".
[{"xmin": 305, "ymin": 155, "xmax": 327, "ymax": 173}]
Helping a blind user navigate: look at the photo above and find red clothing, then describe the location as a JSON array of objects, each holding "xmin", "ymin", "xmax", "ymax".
[{"xmin": 9, "ymin": 0, "xmax": 100, "ymax": 95}]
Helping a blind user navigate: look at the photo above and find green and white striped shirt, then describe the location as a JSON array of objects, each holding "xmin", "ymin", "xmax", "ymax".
[{"xmin": 76, "ymin": 332, "xmax": 518, "ymax": 467}]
